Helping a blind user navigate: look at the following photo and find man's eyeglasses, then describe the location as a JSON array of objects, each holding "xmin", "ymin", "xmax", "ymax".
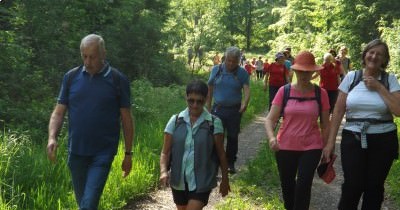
[{"xmin": 187, "ymin": 98, "xmax": 205, "ymax": 105}]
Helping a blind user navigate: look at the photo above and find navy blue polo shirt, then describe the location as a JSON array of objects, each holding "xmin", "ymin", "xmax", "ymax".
[{"xmin": 57, "ymin": 63, "xmax": 131, "ymax": 156}]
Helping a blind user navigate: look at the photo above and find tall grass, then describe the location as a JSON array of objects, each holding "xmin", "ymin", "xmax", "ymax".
[{"xmin": 386, "ymin": 118, "xmax": 400, "ymax": 207}]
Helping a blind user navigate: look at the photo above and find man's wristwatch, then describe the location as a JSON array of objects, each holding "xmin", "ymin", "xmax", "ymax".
[{"xmin": 125, "ymin": 151, "xmax": 133, "ymax": 156}]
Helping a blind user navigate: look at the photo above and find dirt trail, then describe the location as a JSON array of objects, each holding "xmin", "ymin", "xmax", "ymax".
[{"xmin": 124, "ymin": 114, "xmax": 398, "ymax": 210}]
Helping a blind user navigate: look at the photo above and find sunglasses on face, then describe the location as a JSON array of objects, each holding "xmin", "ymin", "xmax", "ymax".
[{"xmin": 187, "ymin": 98, "xmax": 205, "ymax": 105}]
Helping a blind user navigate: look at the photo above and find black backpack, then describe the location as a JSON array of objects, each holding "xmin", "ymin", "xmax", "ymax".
[
  {"xmin": 65, "ymin": 65, "xmax": 121, "ymax": 102},
  {"xmin": 348, "ymin": 69, "xmax": 389, "ymax": 92},
  {"xmin": 280, "ymin": 84, "xmax": 322, "ymax": 122}
]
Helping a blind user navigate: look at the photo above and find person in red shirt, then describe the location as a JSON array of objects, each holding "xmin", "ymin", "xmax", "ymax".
[
  {"xmin": 263, "ymin": 58, "xmax": 270, "ymax": 77},
  {"xmin": 312, "ymin": 52, "xmax": 341, "ymax": 113},
  {"xmin": 244, "ymin": 60, "xmax": 253, "ymax": 76},
  {"xmin": 264, "ymin": 52, "xmax": 289, "ymax": 110}
]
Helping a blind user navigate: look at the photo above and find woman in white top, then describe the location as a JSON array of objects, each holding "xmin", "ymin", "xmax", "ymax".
[{"xmin": 323, "ymin": 39, "xmax": 400, "ymax": 210}]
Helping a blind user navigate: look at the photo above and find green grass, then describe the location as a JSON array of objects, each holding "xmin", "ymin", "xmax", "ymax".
[{"xmin": 216, "ymin": 145, "xmax": 284, "ymax": 210}]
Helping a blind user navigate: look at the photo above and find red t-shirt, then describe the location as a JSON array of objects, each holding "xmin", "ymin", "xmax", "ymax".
[
  {"xmin": 263, "ymin": 62, "xmax": 270, "ymax": 74},
  {"xmin": 244, "ymin": 64, "xmax": 253, "ymax": 75},
  {"xmin": 272, "ymin": 85, "xmax": 330, "ymax": 151},
  {"xmin": 319, "ymin": 62, "xmax": 341, "ymax": 90},
  {"xmin": 266, "ymin": 62, "xmax": 288, "ymax": 86}
]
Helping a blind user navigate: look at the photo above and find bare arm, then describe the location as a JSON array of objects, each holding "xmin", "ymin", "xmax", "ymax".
[
  {"xmin": 319, "ymin": 110, "xmax": 330, "ymax": 147},
  {"xmin": 265, "ymin": 104, "xmax": 282, "ymax": 151},
  {"xmin": 263, "ymin": 73, "xmax": 269, "ymax": 91},
  {"xmin": 214, "ymin": 133, "xmax": 230, "ymax": 196},
  {"xmin": 240, "ymin": 84, "xmax": 250, "ymax": 113},
  {"xmin": 311, "ymin": 71, "xmax": 320, "ymax": 80},
  {"xmin": 120, "ymin": 107, "xmax": 134, "ymax": 177},
  {"xmin": 322, "ymin": 91, "xmax": 346, "ymax": 161},
  {"xmin": 159, "ymin": 133, "xmax": 172, "ymax": 187},
  {"xmin": 47, "ymin": 104, "xmax": 67, "ymax": 163}
]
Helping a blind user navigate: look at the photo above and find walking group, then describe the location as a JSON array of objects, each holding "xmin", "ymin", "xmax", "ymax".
[{"xmin": 46, "ymin": 33, "xmax": 400, "ymax": 210}]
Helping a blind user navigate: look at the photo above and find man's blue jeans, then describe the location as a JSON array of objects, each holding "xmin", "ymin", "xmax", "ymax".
[{"xmin": 67, "ymin": 153, "xmax": 115, "ymax": 210}]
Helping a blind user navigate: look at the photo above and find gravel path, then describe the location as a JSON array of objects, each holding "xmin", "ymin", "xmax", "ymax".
[{"xmin": 124, "ymin": 114, "xmax": 398, "ymax": 210}]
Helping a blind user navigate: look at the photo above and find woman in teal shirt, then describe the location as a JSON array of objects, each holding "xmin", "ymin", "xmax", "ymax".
[{"xmin": 159, "ymin": 80, "xmax": 230, "ymax": 209}]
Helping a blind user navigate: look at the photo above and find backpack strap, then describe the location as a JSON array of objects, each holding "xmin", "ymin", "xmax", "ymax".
[
  {"xmin": 214, "ymin": 64, "xmax": 240, "ymax": 83},
  {"xmin": 380, "ymin": 71, "xmax": 389, "ymax": 90},
  {"xmin": 66, "ymin": 65, "xmax": 83, "ymax": 99},
  {"xmin": 349, "ymin": 69, "xmax": 390, "ymax": 93},
  {"xmin": 314, "ymin": 84, "xmax": 322, "ymax": 123},
  {"xmin": 209, "ymin": 114, "xmax": 216, "ymax": 134},
  {"xmin": 280, "ymin": 84, "xmax": 322, "ymax": 122},
  {"xmin": 348, "ymin": 69, "xmax": 363, "ymax": 92},
  {"xmin": 280, "ymin": 84, "xmax": 291, "ymax": 117}
]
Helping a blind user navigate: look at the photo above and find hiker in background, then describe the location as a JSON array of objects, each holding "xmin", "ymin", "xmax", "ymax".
[
  {"xmin": 47, "ymin": 34, "xmax": 134, "ymax": 210},
  {"xmin": 197, "ymin": 46, "xmax": 204, "ymax": 66},
  {"xmin": 263, "ymin": 52, "xmax": 289, "ymax": 110},
  {"xmin": 337, "ymin": 46, "xmax": 352, "ymax": 79},
  {"xmin": 329, "ymin": 49, "xmax": 345, "ymax": 78},
  {"xmin": 159, "ymin": 80, "xmax": 230, "ymax": 209},
  {"xmin": 206, "ymin": 46, "xmax": 250, "ymax": 174},
  {"xmin": 244, "ymin": 60, "xmax": 253, "ymax": 76},
  {"xmin": 187, "ymin": 47, "xmax": 194, "ymax": 65},
  {"xmin": 263, "ymin": 57, "xmax": 270, "ymax": 78},
  {"xmin": 285, "ymin": 47, "xmax": 295, "ymax": 63},
  {"xmin": 255, "ymin": 56, "xmax": 264, "ymax": 80},
  {"xmin": 240, "ymin": 49, "xmax": 246, "ymax": 66},
  {"xmin": 265, "ymin": 51, "xmax": 330, "ymax": 210},
  {"xmin": 213, "ymin": 52, "xmax": 221, "ymax": 65},
  {"xmin": 251, "ymin": 57, "xmax": 257, "ymax": 67},
  {"xmin": 323, "ymin": 39, "xmax": 400, "ymax": 210},
  {"xmin": 311, "ymin": 53, "xmax": 341, "ymax": 114},
  {"xmin": 283, "ymin": 50, "xmax": 293, "ymax": 82}
]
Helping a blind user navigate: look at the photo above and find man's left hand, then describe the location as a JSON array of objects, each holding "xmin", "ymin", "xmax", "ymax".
[
  {"xmin": 122, "ymin": 156, "xmax": 132, "ymax": 178},
  {"xmin": 239, "ymin": 104, "xmax": 247, "ymax": 113}
]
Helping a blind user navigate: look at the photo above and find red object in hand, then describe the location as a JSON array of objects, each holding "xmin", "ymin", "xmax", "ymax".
[{"xmin": 317, "ymin": 154, "xmax": 337, "ymax": 184}]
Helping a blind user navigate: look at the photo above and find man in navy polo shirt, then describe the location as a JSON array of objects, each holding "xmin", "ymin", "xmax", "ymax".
[
  {"xmin": 206, "ymin": 46, "xmax": 250, "ymax": 174},
  {"xmin": 47, "ymin": 34, "xmax": 134, "ymax": 210}
]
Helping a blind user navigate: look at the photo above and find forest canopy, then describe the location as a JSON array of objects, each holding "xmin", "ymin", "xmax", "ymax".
[{"xmin": 1, "ymin": 0, "xmax": 400, "ymax": 132}]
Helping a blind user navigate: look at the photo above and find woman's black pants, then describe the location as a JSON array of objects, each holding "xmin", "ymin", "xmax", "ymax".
[
  {"xmin": 275, "ymin": 149, "xmax": 322, "ymax": 210},
  {"xmin": 339, "ymin": 129, "xmax": 398, "ymax": 210}
]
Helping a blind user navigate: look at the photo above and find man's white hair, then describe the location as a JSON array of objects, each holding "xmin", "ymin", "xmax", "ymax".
[
  {"xmin": 225, "ymin": 46, "xmax": 241, "ymax": 61},
  {"xmin": 80, "ymin": 34, "xmax": 106, "ymax": 55}
]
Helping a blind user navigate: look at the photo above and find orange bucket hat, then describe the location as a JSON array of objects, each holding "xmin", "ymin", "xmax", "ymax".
[{"xmin": 291, "ymin": 51, "xmax": 323, "ymax": 71}]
